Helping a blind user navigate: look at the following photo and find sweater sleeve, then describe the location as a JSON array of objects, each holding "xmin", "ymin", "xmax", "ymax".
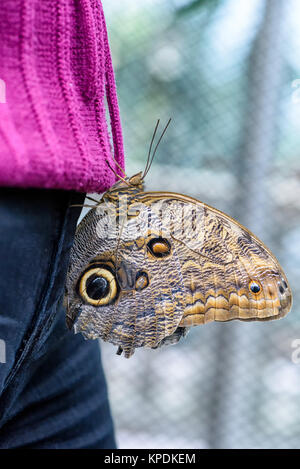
[{"xmin": 0, "ymin": 0, "xmax": 124, "ymax": 193}]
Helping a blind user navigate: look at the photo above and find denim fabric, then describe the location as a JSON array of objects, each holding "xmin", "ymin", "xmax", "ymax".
[{"xmin": 0, "ymin": 188, "xmax": 116, "ymax": 448}]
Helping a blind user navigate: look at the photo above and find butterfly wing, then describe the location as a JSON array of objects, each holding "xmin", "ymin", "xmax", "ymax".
[
  {"xmin": 65, "ymin": 190, "xmax": 292, "ymax": 357},
  {"xmin": 65, "ymin": 197, "xmax": 189, "ymax": 357},
  {"xmin": 137, "ymin": 191, "xmax": 292, "ymax": 326}
]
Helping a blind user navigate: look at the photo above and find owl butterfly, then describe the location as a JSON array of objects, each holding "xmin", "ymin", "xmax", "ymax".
[{"xmin": 65, "ymin": 121, "xmax": 292, "ymax": 358}]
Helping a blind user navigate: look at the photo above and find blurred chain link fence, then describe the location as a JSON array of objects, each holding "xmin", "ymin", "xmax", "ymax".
[{"xmin": 98, "ymin": 0, "xmax": 300, "ymax": 448}]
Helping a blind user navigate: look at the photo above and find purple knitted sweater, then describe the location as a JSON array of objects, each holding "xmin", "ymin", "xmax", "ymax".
[{"xmin": 0, "ymin": 0, "xmax": 124, "ymax": 194}]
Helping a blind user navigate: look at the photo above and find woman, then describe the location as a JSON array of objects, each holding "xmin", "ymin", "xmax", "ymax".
[{"xmin": 0, "ymin": 0, "xmax": 124, "ymax": 448}]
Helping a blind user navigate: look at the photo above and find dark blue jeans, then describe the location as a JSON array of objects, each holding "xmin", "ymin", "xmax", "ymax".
[{"xmin": 0, "ymin": 188, "xmax": 116, "ymax": 448}]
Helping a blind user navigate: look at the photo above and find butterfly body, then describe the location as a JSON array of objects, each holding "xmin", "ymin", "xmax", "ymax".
[{"xmin": 65, "ymin": 172, "xmax": 292, "ymax": 357}]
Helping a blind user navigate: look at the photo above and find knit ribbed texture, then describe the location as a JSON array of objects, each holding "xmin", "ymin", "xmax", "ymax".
[{"xmin": 0, "ymin": 0, "xmax": 124, "ymax": 193}]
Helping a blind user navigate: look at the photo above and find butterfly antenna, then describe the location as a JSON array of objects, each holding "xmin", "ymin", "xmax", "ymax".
[
  {"xmin": 105, "ymin": 159, "xmax": 131, "ymax": 187},
  {"xmin": 142, "ymin": 119, "xmax": 160, "ymax": 179},
  {"xmin": 143, "ymin": 118, "xmax": 171, "ymax": 180}
]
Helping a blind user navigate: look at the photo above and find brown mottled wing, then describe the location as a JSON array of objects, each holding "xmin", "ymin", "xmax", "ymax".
[
  {"xmin": 66, "ymin": 199, "xmax": 189, "ymax": 357},
  {"xmin": 135, "ymin": 191, "xmax": 292, "ymax": 326},
  {"xmin": 66, "ymin": 190, "xmax": 292, "ymax": 357}
]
